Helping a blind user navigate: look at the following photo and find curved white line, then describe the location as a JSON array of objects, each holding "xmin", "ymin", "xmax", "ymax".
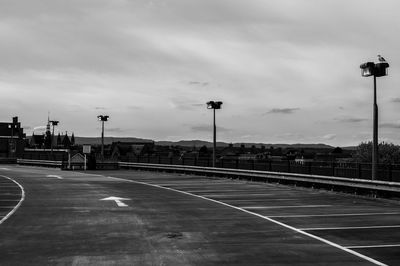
[
  {"xmin": 0, "ymin": 175, "xmax": 25, "ymax": 225},
  {"xmin": 106, "ymin": 175, "xmax": 387, "ymax": 266}
]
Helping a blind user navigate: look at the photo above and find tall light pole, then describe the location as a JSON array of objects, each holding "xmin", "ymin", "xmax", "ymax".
[
  {"xmin": 207, "ymin": 101, "xmax": 223, "ymax": 167},
  {"xmin": 360, "ymin": 56, "xmax": 389, "ymax": 180},
  {"xmin": 49, "ymin": 120, "xmax": 59, "ymax": 154},
  {"xmin": 97, "ymin": 115, "xmax": 109, "ymax": 158}
]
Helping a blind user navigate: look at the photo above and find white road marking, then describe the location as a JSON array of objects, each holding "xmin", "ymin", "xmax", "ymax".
[
  {"xmin": 243, "ymin": 205, "xmax": 332, "ymax": 209},
  {"xmin": 46, "ymin": 175, "xmax": 63, "ymax": 179},
  {"xmin": 100, "ymin": 196, "xmax": 131, "ymax": 207},
  {"xmin": 346, "ymin": 244, "xmax": 400, "ymax": 249},
  {"xmin": 268, "ymin": 212, "xmax": 400, "ymax": 218},
  {"xmin": 301, "ymin": 225, "xmax": 400, "ymax": 231},
  {"xmin": 0, "ymin": 168, "xmax": 11, "ymax": 171},
  {"xmin": 199, "ymin": 193, "xmax": 273, "ymax": 197},
  {"xmin": 105, "ymin": 175, "xmax": 387, "ymax": 266},
  {"xmin": 0, "ymin": 175, "xmax": 25, "ymax": 225}
]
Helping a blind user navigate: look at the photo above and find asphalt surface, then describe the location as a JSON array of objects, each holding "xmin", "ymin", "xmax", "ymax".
[{"xmin": 0, "ymin": 165, "xmax": 399, "ymax": 265}]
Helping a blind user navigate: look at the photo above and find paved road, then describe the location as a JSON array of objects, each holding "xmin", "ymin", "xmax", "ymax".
[{"xmin": 0, "ymin": 165, "xmax": 399, "ymax": 265}]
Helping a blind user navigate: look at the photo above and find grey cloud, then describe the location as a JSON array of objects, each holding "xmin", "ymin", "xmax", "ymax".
[
  {"xmin": 335, "ymin": 117, "xmax": 368, "ymax": 123},
  {"xmin": 188, "ymin": 81, "xmax": 209, "ymax": 87},
  {"xmin": 265, "ymin": 108, "xmax": 300, "ymax": 114},
  {"xmin": 391, "ymin": 98, "xmax": 400, "ymax": 103},
  {"xmin": 107, "ymin": 127, "xmax": 125, "ymax": 133},
  {"xmin": 380, "ymin": 122, "xmax": 400, "ymax": 129},
  {"xmin": 191, "ymin": 124, "xmax": 230, "ymax": 132},
  {"xmin": 321, "ymin": 134, "xmax": 337, "ymax": 140},
  {"xmin": 170, "ymin": 97, "xmax": 205, "ymax": 110}
]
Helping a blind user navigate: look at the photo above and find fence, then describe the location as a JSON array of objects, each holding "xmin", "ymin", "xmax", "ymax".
[{"xmin": 122, "ymin": 156, "xmax": 400, "ymax": 182}]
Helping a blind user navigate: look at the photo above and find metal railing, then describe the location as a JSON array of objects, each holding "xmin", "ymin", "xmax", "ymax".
[
  {"xmin": 119, "ymin": 161, "xmax": 400, "ymax": 199},
  {"xmin": 120, "ymin": 155, "xmax": 400, "ymax": 182}
]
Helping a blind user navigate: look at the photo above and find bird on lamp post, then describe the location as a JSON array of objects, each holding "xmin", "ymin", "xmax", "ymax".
[{"xmin": 378, "ymin": 55, "xmax": 387, "ymax": 63}]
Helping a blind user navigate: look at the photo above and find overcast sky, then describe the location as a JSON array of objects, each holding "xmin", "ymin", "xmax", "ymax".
[{"xmin": 1, "ymin": 0, "xmax": 400, "ymax": 146}]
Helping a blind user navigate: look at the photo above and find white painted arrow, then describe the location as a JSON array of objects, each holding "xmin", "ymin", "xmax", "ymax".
[
  {"xmin": 46, "ymin": 175, "xmax": 63, "ymax": 179},
  {"xmin": 100, "ymin": 196, "xmax": 131, "ymax": 207}
]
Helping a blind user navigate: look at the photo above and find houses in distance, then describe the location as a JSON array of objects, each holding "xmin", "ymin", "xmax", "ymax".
[{"xmin": 0, "ymin": 116, "xmax": 353, "ymax": 164}]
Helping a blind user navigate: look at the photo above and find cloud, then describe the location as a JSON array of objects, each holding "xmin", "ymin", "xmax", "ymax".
[
  {"xmin": 169, "ymin": 97, "xmax": 205, "ymax": 110},
  {"xmin": 391, "ymin": 98, "xmax": 400, "ymax": 103},
  {"xmin": 335, "ymin": 117, "xmax": 368, "ymax": 123},
  {"xmin": 188, "ymin": 81, "xmax": 209, "ymax": 86},
  {"xmin": 106, "ymin": 127, "xmax": 125, "ymax": 133},
  {"xmin": 321, "ymin": 134, "xmax": 337, "ymax": 140},
  {"xmin": 265, "ymin": 108, "xmax": 300, "ymax": 115},
  {"xmin": 380, "ymin": 122, "xmax": 400, "ymax": 129},
  {"xmin": 191, "ymin": 124, "xmax": 230, "ymax": 132}
]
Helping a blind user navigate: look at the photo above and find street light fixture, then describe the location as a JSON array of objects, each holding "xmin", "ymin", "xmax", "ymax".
[
  {"xmin": 97, "ymin": 115, "xmax": 109, "ymax": 158},
  {"xmin": 49, "ymin": 120, "xmax": 59, "ymax": 154},
  {"xmin": 207, "ymin": 101, "xmax": 223, "ymax": 167},
  {"xmin": 360, "ymin": 56, "xmax": 389, "ymax": 180}
]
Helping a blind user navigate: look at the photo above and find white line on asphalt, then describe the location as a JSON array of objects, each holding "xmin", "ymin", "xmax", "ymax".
[
  {"xmin": 105, "ymin": 175, "xmax": 387, "ymax": 266},
  {"xmin": 268, "ymin": 212, "xmax": 400, "ymax": 218},
  {"xmin": 0, "ymin": 175, "xmax": 25, "ymax": 225},
  {"xmin": 243, "ymin": 205, "xmax": 332, "ymax": 209},
  {"xmin": 346, "ymin": 244, "xmax": 400, "ymax": 249},
  {"xmin": 199, "ymin": 193, "xmax": 273, "ymax": 197},
  {"xmin": 301, "ymin": 225, "xmax": 400, "ymax": 231},
  {"xmin": 0, "ymin": 168, "xmax": 11, "ymax": 171},
  {"xmin": 46, "ymin": 175, "xmax": 63, "ymax": 179}
]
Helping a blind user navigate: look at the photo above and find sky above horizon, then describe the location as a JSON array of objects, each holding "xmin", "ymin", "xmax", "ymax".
[{"xmin": 1, "ymin": 0, "xmax": 400, "ymax": 147}]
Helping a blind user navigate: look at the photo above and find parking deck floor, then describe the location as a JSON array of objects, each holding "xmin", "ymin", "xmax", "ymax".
[{"xmin": 0, "ymin": 166, "xmax": 399, "ymax": 265}]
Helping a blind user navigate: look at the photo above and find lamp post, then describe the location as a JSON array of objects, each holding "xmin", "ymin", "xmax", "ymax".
[
  {"xmin": 97, "ymin": 115, "xmax": 109, "ymax": 158},
  {"xmin": 360, "ymin": 57, "xmax": 389, "ymax": 180},
  {"xmin": 207, "ymin": 101, "xmax": 223, "ymax": 167},
  {"xmin": 49, "ymin": 120, "xmax": 59, "ymax": 154}
]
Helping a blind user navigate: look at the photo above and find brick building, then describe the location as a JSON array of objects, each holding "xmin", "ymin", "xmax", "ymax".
[{"xmin": 0, "ymin": 117, "xmax": 26, "ymax": 157}]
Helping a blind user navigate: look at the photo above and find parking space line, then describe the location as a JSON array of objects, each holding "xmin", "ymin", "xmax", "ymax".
[
  {"xmin": 243, "ymin": 205, "xmax": 331, "ymax": 209},
  {"xmin": 200, "ymin": 193, "xmax": 273, "ymax": 197},
  {"xmin": 346, "ymin": 244, "xmax": 400, "ymax": 249},
  {"xmin": 269, "ymin": 212, "xmax": 400, "ymax": 218},
  {"xmin": 301, "ymin": 225, "xmax": 400, "ymax": 231},
  {"xmin": 0, "ymin": 175, "xmax": 25, "ymax": 225},
  {"xmin": 105, "ymin": 175, "xmax": 387, "ymax": 266}
]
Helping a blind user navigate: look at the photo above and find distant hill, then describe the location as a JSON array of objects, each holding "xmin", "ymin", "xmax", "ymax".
[
  {"xmin": 31, "ymin": 135, "xmax": 336, "ymax": 149},
  {"xmin": 155, "ymin": 140, "xmax": 334, "ymax": 149},
  {"xmin": 74, "ymin": 137, "xmax": 154, "ymax": 145}
]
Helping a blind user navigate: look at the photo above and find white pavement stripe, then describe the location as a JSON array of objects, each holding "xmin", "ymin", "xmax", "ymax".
[
  {"xmin": 301, "ymin": 225, "xmax": 400, "ymax": 231},
  {"xmin": 0, "ymin": 168, "xmax": 11, "ymax": 171},
  {"xmin": 269, "ymin": 212, "xmax": 400, "ymax": 218},
  {"xmin": 104, "ymin": 175, "xmax": 387, "ymax": 266},
  {"xmin": 200, "ymin": 194, "xmax": 273, "ymax": 197},
  {"xmin": 243, "ymin": 205, "xmax": 332, "ymax": 209},
  {"xmin": 346, "ymin": 244, "xmax": 400, "ymax": 249},
  {"xmin": 46, "ymin": 175, "xmax": 63, "ymax": 179},
  {"xmin": 0, "ymin": 175, "xmax": 25, "ymax": 225}
]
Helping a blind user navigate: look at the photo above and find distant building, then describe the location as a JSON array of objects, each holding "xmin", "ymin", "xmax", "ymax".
[{"xmin": 0, "ymin": 117, "xmax": 26, "ymax": 157}]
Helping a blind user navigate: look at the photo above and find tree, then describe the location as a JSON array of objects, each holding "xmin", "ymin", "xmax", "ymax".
[{"xmin": 353, "ymin": 141, "xmax": 400, "ymax": 164}]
